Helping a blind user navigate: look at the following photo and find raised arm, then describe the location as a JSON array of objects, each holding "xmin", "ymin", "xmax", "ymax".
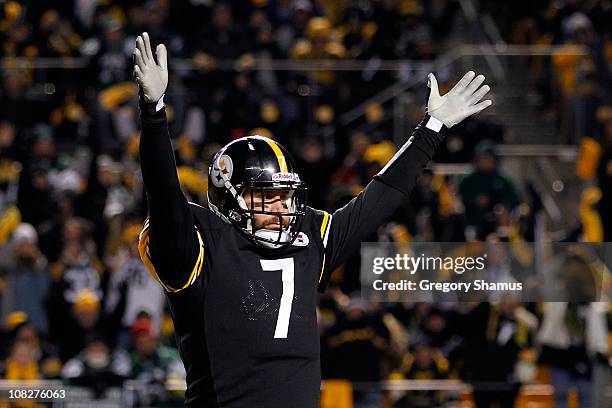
[
  {"xmin": 318, "ymin": 71, "xmax": 492, "ymax": 291},
  {"xmin": 134, "ymin": 32, "xmax": 203, "ymax": 292}
]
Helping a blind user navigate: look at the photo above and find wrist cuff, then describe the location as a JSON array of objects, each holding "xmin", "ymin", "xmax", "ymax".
[
  {"xmin": 425, "ymin": 116, "xmax": 444, "ymax": 132},
  {"xmin": 156, "ymin": 95, "xmax": 165, "ymax": 112},
  {"xmin": 421, "ymin": 115, "xmax": 450, "ymax": 136},
  {"xmin": 139, "ymin": 94, "xmax": 165, "ymax": 117}
]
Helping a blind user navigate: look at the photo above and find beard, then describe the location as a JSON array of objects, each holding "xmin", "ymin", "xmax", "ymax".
[{"xmin": 254, "ymin": 215, "xmax": 290, "ymax": 231}]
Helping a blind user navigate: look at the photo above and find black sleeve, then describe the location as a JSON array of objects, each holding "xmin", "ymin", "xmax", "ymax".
[
  {"xmin": 138, "ymin": 96, "xmax": 203, "ymax": 292},
  {"xmin": 317, "ymin": 115, "xmax": 447, "ymax": 292}
]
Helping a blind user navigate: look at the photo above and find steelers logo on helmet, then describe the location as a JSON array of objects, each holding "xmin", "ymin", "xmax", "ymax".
[{"xmin": 211, "ymin": 154, "xmax": 233, "ymax": 187}]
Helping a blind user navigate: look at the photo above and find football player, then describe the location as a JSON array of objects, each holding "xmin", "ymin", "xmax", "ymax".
[{"xmin": 133, "ymin": 32, "xmax": 491, "ymax": 407}]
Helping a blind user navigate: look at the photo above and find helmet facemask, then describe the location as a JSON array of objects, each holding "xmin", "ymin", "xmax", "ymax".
[{"xmin": 233, "ymin": 183, "xmax": 307, "ymax": 249}]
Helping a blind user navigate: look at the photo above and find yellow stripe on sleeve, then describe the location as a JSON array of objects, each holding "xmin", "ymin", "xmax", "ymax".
[
  {"xmin": 320, "ymin": 211, "xmax": 330, "ymax": 239},
  {"xmin": 138, "ymin": 219, "xmax": 205, "ymax": 292},
  {"xmin": 318, "ymin": 211, "xmax": 331, "ymax": 283},
  {"xmin": 319, "ymin": 253, "xmax": 326, "ymax": 284}
]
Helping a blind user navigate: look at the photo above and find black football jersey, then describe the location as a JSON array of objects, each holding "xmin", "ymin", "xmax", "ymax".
[
  {"xmin": 140, "ymin": 173, "xmax": 419, "ymax": 406},
  {"xmin": 140, "ymin": 202, "xmax": 333, "ymax": 407}
]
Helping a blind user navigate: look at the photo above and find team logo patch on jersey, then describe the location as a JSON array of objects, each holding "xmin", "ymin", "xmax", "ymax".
[
  {"xmin": 292, "ymin": 232, "xmax": 309, "ymax": 247},
  {"xmin": 211, "ymin": 154, "xmax": 233, "ymax": 187}
]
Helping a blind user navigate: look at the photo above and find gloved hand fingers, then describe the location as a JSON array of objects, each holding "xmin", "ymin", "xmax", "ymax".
[
  {"xmin": 449, "ymin": 71, "xmax": 475, "ymax": 95},
  {"xmin": 133, "ymin": 65, "xmax": 142, "ymax": 81},
  {"xmin": 136, "ymin": 36, "xmax": 146, "ymax": 63},
  {"xmin": 142, "ymin": 32, "xmax": 155, "ymax": 63},
  {"xmin": 428, "ymin": 73, "xmax": 440, "ymax": 97},
  {"xmin": 463, "ymin": 74, "xmax": 485, "ymax": 97},
  {"xmin": 156, "ymin": 44, "xmax": 168, "ymax": 71},
  {"xmin": 138, "ymin": 36, "xmax": 151, "ymax": 66},
  {"xmin": 465, "ymin": 99, "xmax": 492, "ymax": 116},
  {"xmin": 468, "ymin": 85, "xmax": 491, "ymax": 105},
  {"xmin": 133, "ymin": 47, "xmax": 146, "ymax": 70}
]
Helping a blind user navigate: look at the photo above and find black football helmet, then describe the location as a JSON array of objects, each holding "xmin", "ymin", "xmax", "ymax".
[{"xmin": 207, "ymin": 136, "xmax": 307, "ymax": 249}]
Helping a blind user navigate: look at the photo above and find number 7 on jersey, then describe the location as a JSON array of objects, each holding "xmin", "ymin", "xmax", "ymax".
[{"xmin": 260, "ymin": 258, "xmax": 294, "ymax": 339}]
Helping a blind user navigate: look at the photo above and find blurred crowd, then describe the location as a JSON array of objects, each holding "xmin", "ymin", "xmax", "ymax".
[
  {"xmin": 480, "ymin": 0, "xmax": 612, "ymax": 140},
  {"xmin": 0, "ymin": 0, "xmax": 611, "ymax": 406},
  {"xmin": 483, "ymin": 0, "xmax": 612, "ymax": 246},
  {"xmin": 317, "ymin": 294, "xmax": 610, "ymax": 408}
]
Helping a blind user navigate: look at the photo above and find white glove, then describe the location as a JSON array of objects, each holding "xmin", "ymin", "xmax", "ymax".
[
  {"xmin": 133, "ymin": 32, "xmax": 168, "ymax": 103},
  {"xmin": 427, "ymin": 71, "xmax": 492, "ymax": 128}
]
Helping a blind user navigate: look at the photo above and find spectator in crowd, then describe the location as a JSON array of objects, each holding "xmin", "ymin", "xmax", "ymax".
[
  {"xmin": 190, "ymin": 2, "xmax": 249, "ymax": 61},
  {"xmin": 419, "ymin": 308, "xmax": 461, "ymax": 360},
  {"xmin": 135, "ymin": 0, "xmax": 183, "ymax": 57},
  {"xmin": 3, "ymin": 339, "xmax": 40, "ymax": 382},
  {"xmin": 77, "ymin": 155, "xmax": 138, "ymax": 255},
  {"xmin": 54, "ymin": 288, "xmax": 106, "ymax": 362},
  {"xmin": 461, "ymin": 302, "xmax": 532, "ymax": 408},
  {"xmin": 61, "ymin": 336, "xmax": 130, "ymax": 398},
  {"xmin": 551, "ymin": 11, "xmax": 610, "ymax": 142},
  {"xmin": 332, "ymin": 131, "xmax": 372, "ymax": 189},
  {"xmin": 459, "ymin": 140, "xmax": 521, "ymax": 240},
  {"xmin": 275, "ymin": 0, "xmax": 315, "ymax": 55},
  {"xmin": 395, "ymin": 6, "xmax": 434, "ymax": 60},
  {"xmin": 321, "ymin": 296, "xmax": 390, "ymax": 408},
  {"xmin": 340, "ymin": 7, "xmax": 375, "ymax": 59},
  {"xmin": 16, "ymin": 129, "xmax": 58, "ymax": 230},
  {"xmin": 0, "ymin": 312, "xmax": 62, "ymax": 380},
  {"xmin": 83, "ymin": 14, "xmax": 133, "ymax": 90},
  {"xmin": 0, "ymin": 223, "xmax": 49, "ymax": 334},
  {"xmin": 105, "ymin": 223, "xmax": 165, "ymax": 347},
  {"xmin": 391, "ymin": 342, "xmax": 451, "ymax": 408},
  {"xmin": 124, "ymin": 315, "xmax": 185, "ymax": 407},
  {"xmin": 47, "ymin": 216, "xmax": 102, "ymax": 292},
  {"xmin": 49, "ymin": 91, "xmax": 90, "ymax": 147},
  {"xmin": 290, "ymin": 15, "xmax": 347, "ymax": 106},
  {"xmin": 538, "ymin": 301, "xmax": 609, "ymax": 408}
]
